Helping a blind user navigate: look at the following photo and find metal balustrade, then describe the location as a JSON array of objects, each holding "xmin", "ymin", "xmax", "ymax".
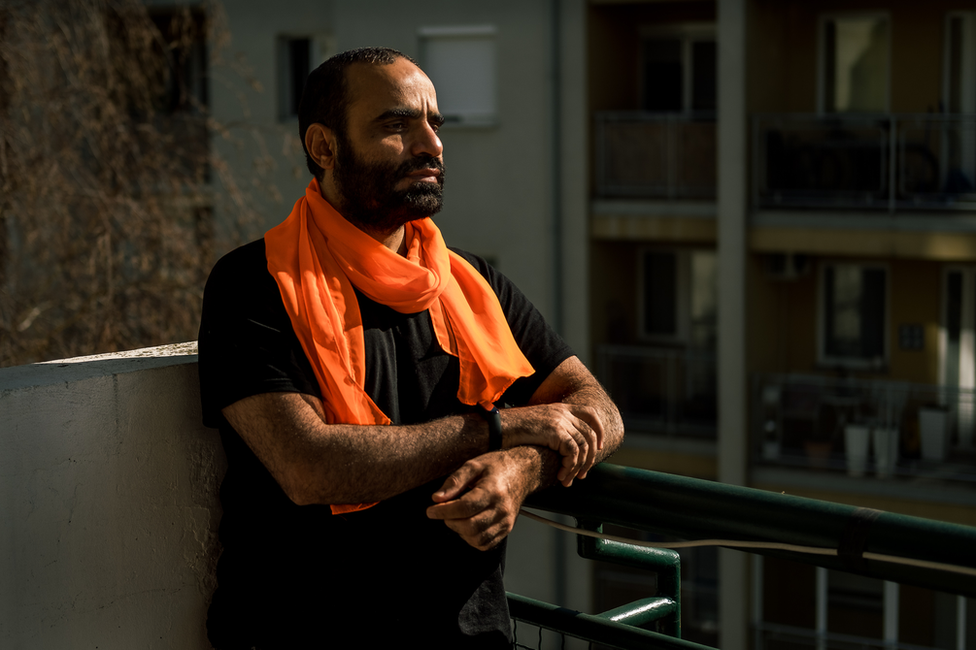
[
  {"xmin": 754, "ymin": 114, "xmax": 976, "ymax": 211},
  {"xmin": 753, "ymin": 373, "xmax": 976, "ymax": 483},
  {"xmin": 511, "ymin": 464, "xmax": 976, "ymax": 649},
  {"xmin": 594, "ymin": 112, "xmax": 717, "ymax": 200}
]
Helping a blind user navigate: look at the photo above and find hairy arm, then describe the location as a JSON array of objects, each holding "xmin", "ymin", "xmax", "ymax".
[
  {"xmin": 425, "ymin": 355, "xmax": 624, "ymax": 550},
  {"xmin": 220, "ymin": 358, "xmax": 605, "ymax": 506}
]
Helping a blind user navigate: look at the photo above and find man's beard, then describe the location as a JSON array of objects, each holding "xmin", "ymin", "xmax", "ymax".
[{"xmin": 332, "ymin": 137, "xmax": 445, "ymax": 233}]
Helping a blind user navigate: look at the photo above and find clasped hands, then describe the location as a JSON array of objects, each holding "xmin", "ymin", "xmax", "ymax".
[{"xmin": 426, "ymin": 402, "xmax": 604, "ymax": 551}]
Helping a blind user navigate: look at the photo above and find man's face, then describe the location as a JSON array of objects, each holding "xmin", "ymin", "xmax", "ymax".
[{"xmin": 331, "ymin": 59, "xmax": 446, "ymax": 233}]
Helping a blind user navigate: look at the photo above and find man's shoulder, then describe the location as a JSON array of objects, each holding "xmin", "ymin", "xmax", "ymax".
[
  {"xmin": 210, "ymin": 239, "xmax": 268, "ymax": 277},
  {"xmin": 202, "ymin": 239, "xmax": 278, "ymax": 311},
  {"xmin": 448, "ymin": 247, "xmax": 487, "ymax": 273}
]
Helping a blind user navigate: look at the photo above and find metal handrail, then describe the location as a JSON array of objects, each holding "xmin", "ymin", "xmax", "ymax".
[
  {"xmin": 594, "ymin": 111, "xmax": 717, "ymax": 200},
  {"xmin": 753, "ymin": 112, "xmax": 976, "ymax": 211},
  {"xmin": 509, "ymin": 463, "xmax": 976, "ymax": 649}
]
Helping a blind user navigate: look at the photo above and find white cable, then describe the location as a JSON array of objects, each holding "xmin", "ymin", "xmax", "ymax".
[{"xmin": 520, "ymin": 509, "xmax": 976, "ymax": 578}]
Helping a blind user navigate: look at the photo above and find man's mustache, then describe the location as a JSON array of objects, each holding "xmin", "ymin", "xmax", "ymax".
[{"xmin": 400, "ymin": 156, "xmax": 445, "ymax": 178}]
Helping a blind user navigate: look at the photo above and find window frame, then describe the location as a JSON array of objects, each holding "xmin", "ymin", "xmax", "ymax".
[
  {"xmin": 276, "ymin": 33, "xmax": 334, "ymax": 123},
  {"xmin": 817, "ymin": 12, "xmax": 892, "ymax": 115},
  {"xmin": 637, "ymin": 246, "xmax": 717, "ymax": 348},
  {"xmin": 943, "ymin": 12, "xmax": 976, "ymax": 115},
  {"xmin": 637, "ymin": 23, "xmax": 717, "ymax": 115},
  {"xmin": 817, "ymin": 260, "xmax": 890, "ymax": 369},
  {"xmin": 418, "ymin": 25, "xmax": 498, "ymax": 127}
]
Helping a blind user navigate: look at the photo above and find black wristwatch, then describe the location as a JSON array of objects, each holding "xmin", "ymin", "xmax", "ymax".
[{"xmin": 478, "ymin": 404, "xmax": 503, "ymax": 451}]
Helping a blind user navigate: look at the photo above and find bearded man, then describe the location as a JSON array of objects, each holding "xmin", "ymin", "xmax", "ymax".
[{"xmin": 198, "ymin": 47, "xmax": 623, "ymax": 649}]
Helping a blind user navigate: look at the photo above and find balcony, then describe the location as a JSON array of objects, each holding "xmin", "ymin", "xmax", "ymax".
[
  {"xmin": 598, "ymin": 345, "xmax": 717, "ymax": 439},
  {"xmin": 594, "ymin": 112, "xmax": 717, "ymax": 201},
  {"xmin": 753, "ymin": 373, "xmax": 976, "ymax": 485},
  {"xmin": 4, "ymin": 346, "xmax": 975, "ymax": 649},
  {"xmin": 755, "ymin": 114, "xmax": 976, "ymax": 212}
]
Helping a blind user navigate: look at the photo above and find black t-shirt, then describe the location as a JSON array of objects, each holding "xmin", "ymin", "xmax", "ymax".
[{"xmin": 198, "ymin": 239, "xmax": 573, "ymax": 649}]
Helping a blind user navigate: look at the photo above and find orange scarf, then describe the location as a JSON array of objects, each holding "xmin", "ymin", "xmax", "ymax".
[{"xmin": 265, "ymin": 178, "xmax": 534, "ymax": 513}]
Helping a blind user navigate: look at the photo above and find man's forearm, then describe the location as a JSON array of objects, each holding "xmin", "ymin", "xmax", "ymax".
[
  {"xmin": 222, "ymin": 382, "xmax": 605, "ymax": 507},
  {"xmin": 222, "ymin": 356, "xmax": 618, "ymax": 508},
  {"xmin": 224, "ymin": 392, "xmax": 492, "ymax": 505}
]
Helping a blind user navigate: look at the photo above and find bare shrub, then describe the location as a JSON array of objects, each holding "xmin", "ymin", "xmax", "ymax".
[{"xmin": 0, "ymin": 0, "xmax": 268, "ymax": 366}]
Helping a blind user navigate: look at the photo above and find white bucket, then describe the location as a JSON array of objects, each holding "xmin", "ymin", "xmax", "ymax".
[{"xmin": 844, "ymin": 425, "xmax": 870, "ymax": 477}]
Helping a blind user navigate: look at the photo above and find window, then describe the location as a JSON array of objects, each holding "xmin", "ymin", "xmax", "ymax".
[
  {"xmin": 419, "ymin": 26, "xmax": 497, "ymax": 126},
  {"xmin": 819, "ymin": 15, "xmax": 890, "ymax": 113},
  {"xmin": 639, "ymin": 248, "xmax": 717, "ymax": 350},
  {"xmin": 945, "ymin": 12, "xmax": 976, "ymax": 114},
  {"xmin": 942, "ymin": 267, "xmax": 976, "ymax": 447},
  {"xmin": 944, "ymin": 13, "xmax": 976, "ymax": 194},
  {"xmin": 639, "ymin": 25, "xmax": 716, "ymax": 113},
  {"xmin": 278, "ymin": 35, "xmax": 332, "ymax": 121},
  {"xmin": 819, "ymin": 262, "xmax": 887, "ymax": 367}
]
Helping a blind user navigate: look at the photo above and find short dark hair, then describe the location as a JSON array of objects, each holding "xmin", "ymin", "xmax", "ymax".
[{"xmin": 298, "ymin": 47, "xmax": 419, "ymax": 179}]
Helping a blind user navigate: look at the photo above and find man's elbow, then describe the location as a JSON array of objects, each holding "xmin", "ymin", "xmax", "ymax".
[
  {"xmin": 603, "ymin": 404, "xmax": 625, "ymax": 457},
  {"xmin": 273, "ymin": 462, "xmax": 326, "ymax": 506}
]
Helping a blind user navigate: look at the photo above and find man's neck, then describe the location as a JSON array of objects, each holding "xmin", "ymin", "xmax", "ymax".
[
  {"xmin": 318, "ymin": 179, "xmax": 407, "ymax": 255},
  {"xmin": 359, "ymin": 223, "xmax": 407, "ymax": 255}
]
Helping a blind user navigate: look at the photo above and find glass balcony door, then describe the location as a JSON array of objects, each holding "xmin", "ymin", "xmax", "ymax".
[{"xmin": 943, "ymin": 268, "xmax": 976, "ymax": 449}]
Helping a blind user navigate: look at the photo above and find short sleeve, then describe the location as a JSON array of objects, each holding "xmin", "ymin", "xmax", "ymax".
[
  {"xmin": 197, "ymin": 240, "xmax": 320, "ymax": 428},
  {"xmin": 451, "ymin": 249, "xmax": 575, "ymax": 405}
]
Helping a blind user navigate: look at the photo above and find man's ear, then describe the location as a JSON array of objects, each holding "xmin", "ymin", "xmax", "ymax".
[{"xmin": 305, "ymin": 123, "xmax": 337, "ymax": 171}]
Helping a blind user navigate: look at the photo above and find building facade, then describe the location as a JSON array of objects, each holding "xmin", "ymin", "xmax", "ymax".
[{"xmin": 202, "ymin": 0, "xmax": 976, "ymax": 648}]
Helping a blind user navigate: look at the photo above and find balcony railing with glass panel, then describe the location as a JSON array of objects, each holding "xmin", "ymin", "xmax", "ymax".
[
  {"xmin": 594, "ymin": 112, "xmax": 717, "ymax": 200},
  {"xmin": 598, "ymin": 345, "xmax": 717, "ymax": 439},
  {"xmin": 753, "ymin": 373, "xmax": 976, "ymax": 483},
  {"xmin": 754, "ymin": 114, "xmax": 976, "ymax": 211}
]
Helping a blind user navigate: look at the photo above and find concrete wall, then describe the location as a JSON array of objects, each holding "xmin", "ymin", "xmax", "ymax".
[
  {"xmin": 0, "ymin": 343, "xmax": 598, "ymax": 649},
  {"xmin": 208, "ymin": 0, "xmax": 336, "ymax": 242},
  {"xmin": 0, "ymin": 344, "xmax": 223, "ymax": 650},
  {"xmin": 207, "ymin": 0, "xmax": 591, "ymax": 357},
  {"xmin": 331, "ymin": 0, "xmax": 575, "ymax": 334}
]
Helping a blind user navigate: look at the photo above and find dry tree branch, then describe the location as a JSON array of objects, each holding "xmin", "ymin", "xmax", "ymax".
[{"xmin": 0, "ymin": 0, "xmax": 272, "ymax": 366}]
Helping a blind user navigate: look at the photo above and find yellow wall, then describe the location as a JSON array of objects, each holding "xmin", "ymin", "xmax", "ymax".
[
  {"xmin": 749, "ymin": 0, "xmax": 961, "ymax": 114},
  {"xmin": 746, "ymin": 253, "xmax": 944, "ymax": 384},
  {"xmin": 752, "ymin": 227, "xmax": 976, "ymax": 261}
]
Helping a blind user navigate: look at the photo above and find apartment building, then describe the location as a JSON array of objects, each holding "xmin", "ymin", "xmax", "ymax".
[
  {"xmin": 589, "ymin": 1, "xmax": 976, "ymax": 648},
  {"xmin": 167, "ymin": 0, "xmax": 976, "ymax": 647}
]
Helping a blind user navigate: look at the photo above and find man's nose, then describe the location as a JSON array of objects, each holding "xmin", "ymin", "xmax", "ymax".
[{"xmin": 411, "ymin": 121, "xmax": 443, "ymax": 159}]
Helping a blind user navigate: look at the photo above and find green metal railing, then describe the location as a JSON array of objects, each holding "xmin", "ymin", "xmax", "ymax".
[{"xmin": 508, "ymin": 463, "xmax": 976, "ymax": 649}]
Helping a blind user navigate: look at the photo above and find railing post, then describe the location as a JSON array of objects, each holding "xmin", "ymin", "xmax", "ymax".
[{"xmin": 577, "ymin": 519, "xmax": 683, "ymax": 637}]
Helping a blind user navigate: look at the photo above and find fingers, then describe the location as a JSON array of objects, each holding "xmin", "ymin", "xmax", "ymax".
[
  {"xmin": 554, "ymin": 407, "xmax": 601, "ymax": 487},
  {"xmin": 500, "ymin": 403, "xmax": 604, "ymax": 487},
  {"xmin": 431, "ymin": 461, "xmax": 480, "ymax": 504},
  {"xmin": 427, "ymin": 456, "xmax": 521, "ymax": 551}
]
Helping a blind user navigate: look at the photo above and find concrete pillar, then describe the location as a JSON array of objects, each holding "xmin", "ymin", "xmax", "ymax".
[
  {"xmin": 557, "ymin": 0, "xmax": 590, "ymax": 361},
  {"xmin": 717, "ymin": 0, "xmax": 750, "ymax": 648}
]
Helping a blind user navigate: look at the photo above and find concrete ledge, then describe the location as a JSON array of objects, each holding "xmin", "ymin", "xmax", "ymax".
[{"xmin": 1, "ymin": 342, "xmax": 222, "ymax": 650}]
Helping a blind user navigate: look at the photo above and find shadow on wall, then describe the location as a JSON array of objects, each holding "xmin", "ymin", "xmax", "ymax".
[{"xmin": 0, "ymin": 343, "xmax": 224, "ymax": 650}]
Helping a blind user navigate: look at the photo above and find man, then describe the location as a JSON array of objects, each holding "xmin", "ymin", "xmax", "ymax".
[{"xmin": 198, "ymin": 47, "xmax": 623, "ymax": 649}]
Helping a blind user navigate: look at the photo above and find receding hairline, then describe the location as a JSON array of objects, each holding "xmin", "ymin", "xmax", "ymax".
[{"xmin": 338, "ymin": 58, "xmax": 440, "ymax": 124}]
